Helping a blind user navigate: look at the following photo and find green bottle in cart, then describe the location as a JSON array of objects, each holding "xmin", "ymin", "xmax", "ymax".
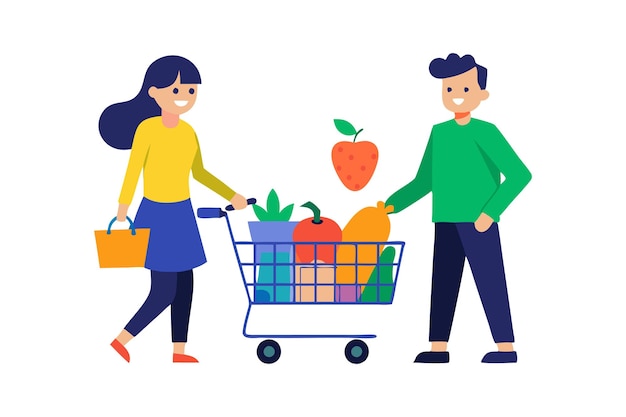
[{"xmin": 359, "ymin": 246, "xmax": 396, "ymax": 303}]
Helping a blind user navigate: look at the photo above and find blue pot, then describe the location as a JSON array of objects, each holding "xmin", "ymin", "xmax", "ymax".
[
  {"xmin": 248, "ymin": 221, "xmax": 298, "ymax": 302},
  {"xmin": 248, "ymin": 221, "xmax": 298, "ymax": 260}
]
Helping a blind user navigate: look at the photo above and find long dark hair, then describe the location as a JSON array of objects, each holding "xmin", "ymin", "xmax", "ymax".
[{"xmin": 99, "ymin": 55, "xmax": 202, "ymax": 150}]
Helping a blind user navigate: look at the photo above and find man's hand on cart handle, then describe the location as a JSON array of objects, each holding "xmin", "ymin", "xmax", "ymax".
[{"xmin": 117, "ymin": 204, "xmax": 129, "ymax": 222}]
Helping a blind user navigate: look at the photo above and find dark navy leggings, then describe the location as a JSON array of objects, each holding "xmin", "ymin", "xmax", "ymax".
[
  {"xmin": 429, "ymin": 222, "xmax": 514, "ymax": 343},
  {"xmin": 125, "ymin": 270, "xmax": 194, "ymax": 343}
]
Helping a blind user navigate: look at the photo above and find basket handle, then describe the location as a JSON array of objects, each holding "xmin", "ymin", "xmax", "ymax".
[{"xmin": 107, "ymin": 216, "xmax": 136, "ymax": 235}]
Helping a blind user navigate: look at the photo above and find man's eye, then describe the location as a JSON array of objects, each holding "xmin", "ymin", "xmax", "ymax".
[
  {"xmin": 173, "ymin": 88, "xmax": 179, "ymax": 94},
  {"xmin": 447, "ymin": 87, "xmax": 452, "ymax": 92},
  {"xmin": 464, "ymin": 87, "xmax": 469, "ymax": 92},
  {"xmin": 189, "ymin": 88, "xmax": 195, "ymax": 94}
]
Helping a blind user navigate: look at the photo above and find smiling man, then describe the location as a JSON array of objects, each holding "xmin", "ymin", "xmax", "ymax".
[{"xmin": 386, "ymin": 53, "xmax": 531, "ymax": 363}]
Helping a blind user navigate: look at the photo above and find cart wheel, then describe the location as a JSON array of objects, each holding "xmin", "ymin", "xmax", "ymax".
[
  {"xmin": 257, "ymin": 339, "xmax": 281, "ymax": 364},
  {"xmin": 345, "ymin": 339, "xmax": 369, "ymax": 364}
]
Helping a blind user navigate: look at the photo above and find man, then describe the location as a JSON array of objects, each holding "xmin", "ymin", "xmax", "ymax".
[{"xmin": 386, "ymin": 53, "xmax": 531, "ymax": 363}]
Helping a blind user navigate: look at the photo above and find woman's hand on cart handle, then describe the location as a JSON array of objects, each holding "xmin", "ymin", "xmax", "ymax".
[
  {"xmin": 117, "ymin": 204, "xmax": 129, "ymax": 222},
  {"xmin": 226, "ymin": 196, "xmax": 256, "ymax": 211}
]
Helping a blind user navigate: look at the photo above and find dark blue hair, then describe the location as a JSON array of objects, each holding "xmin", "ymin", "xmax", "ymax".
[
  {"xmin": 429, "ymin": 53, "xmax": 487, "ymax": 90},
  {"xmin": 99, "ymin": 55, "xmax": 202, "ymax": 150}
]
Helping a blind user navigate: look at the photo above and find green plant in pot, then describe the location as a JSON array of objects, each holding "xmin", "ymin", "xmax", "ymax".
[
  {"xmin": 248, "ymin": 189, "xmax": 298, "ymax": 303},
  {"xmin": 251, "ymin": 188, "xmax": 294, "ymax": 223}
]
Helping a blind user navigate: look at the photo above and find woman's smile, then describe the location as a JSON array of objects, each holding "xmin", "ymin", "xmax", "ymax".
[{"xmin": 148, "ymin": 73, "xmax": 198, "ymax": 116}]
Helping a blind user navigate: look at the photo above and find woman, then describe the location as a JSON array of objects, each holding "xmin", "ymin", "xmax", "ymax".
[{"xmin": 99, "ymin": 55, "xmax": 248, "ymax": 363}]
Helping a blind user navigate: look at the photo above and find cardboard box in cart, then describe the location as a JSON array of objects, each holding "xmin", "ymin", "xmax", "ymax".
[{"xmin": 295, "ymin": 264, "xmax": 335, "ymax": 302}]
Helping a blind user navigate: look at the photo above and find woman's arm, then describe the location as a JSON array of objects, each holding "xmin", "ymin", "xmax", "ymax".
[
  {"xmin": 117, "ymin": 204, "xmax": 129, "ymax": 222},
  {"xmin": 191, "ymin": 135, "xmax": 238, "ymax": 201},
  {"xmin": 229, "ymin": 193, "xmax": 248, "ymax": 210},
  {"xmin": 116, "ymin": 123, "xmax": 150, "ymax": 221}
]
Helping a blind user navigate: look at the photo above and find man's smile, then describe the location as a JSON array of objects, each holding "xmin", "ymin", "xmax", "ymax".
[{"xmin": 452, "ymin": 98, "xmax": 464, "ymax": 105}]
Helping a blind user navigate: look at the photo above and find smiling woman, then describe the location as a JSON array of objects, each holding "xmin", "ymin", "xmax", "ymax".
[
  {"xmin": 147, "ymin": 74, "xmax": 198, "ymax": 128},
  {"xmin": 99, "ymin": 55, "xmax": 202, "ymax": 150},
  {"xmin": 98, "ymin": 55, "xmax": 249, "ymax": 364}
]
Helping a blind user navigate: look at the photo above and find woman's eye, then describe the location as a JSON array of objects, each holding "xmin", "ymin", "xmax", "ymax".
[
  {"xmin": 173, "ymin": 88, "xmax": 179, "ymax": 94},
  {"xmin": 464, "ymin": 87, "xmax": 469, "ymax": 92},
  {"xmin": 447, "ymin": 87, "xmax": 452, "ymax": 92},
  {"xmin": 189, "ymin": 88, "xmax": 195, "ymax": 94}
]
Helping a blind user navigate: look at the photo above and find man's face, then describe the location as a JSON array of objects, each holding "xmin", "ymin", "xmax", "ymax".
[{"xmin": 441, "ymin": 67, "xmax": 489, "ymax": 113}]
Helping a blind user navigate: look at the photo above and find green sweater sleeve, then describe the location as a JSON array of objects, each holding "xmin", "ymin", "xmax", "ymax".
[
  {"xmin": 478, "ymin": 125, "xmax": 532, "ymax": 219},
  {"xmin": 385, "ymin": 133, "xmax": 433, "ymax": 213},
  {"xmin": 191, "ymin": 135, "xmax": 236, "ymax": 201}
]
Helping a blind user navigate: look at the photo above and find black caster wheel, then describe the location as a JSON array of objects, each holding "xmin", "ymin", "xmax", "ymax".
[
  {"xmin": 345, "ymin": 339, "xmax": 369, "ymax": 364},
  {"xmin": 257, "ymin": 339, "xmax": 281, "ymax": 364}
]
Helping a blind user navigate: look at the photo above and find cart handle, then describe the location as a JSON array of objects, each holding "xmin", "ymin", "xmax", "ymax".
[
  {"xmin": 197, "ymin": 198, "xmax": 257, "ymax": 218},
  {"xmin": 225, "ymin": 198, "xmax": 257, "ymax": 211}
]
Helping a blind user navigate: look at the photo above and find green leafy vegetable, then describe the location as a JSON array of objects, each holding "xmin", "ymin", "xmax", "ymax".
[{"xmin": 253, "ymin": 188, "xmax": 294, "ymax": 221}]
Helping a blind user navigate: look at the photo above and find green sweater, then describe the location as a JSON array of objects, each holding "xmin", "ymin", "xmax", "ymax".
[{"xmin": 386, "ymin": 118, "xmax": 531, "ymax": 222}]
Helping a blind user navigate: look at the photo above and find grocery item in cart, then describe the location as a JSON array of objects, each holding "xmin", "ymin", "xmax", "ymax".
[
  {"xmin": 248, "ymin": 189, "xmax": 297, "ymax": 264},
  {"xmin": 255, "ymin": 251, "xmax": 292, "ymax": 302},
  {"xmin": 335, "ymin": 284, "xmax": 361, "ymax": 302},
  {"xmin": 292, "ymin": 201, "xmax": 342, "ymax": 264},
  {"xmin": 335, "ymin": 201, "xmax": 394, "ymax": 285},
  {"xmin": 295, "ymin": 262, "xmax": 335, "ymax": 302},
  {"xmin": 359, "ymin": 246, "xmax": 396, "ymax": 303},
  {"xmin": 249, "ymin": 189, "xmax": 298, "ymax": 302}
]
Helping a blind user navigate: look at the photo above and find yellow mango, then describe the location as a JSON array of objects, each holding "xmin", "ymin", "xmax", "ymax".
[{"xmin": 335, "ymin": 201, "xmax": 394, "ymax": 284}]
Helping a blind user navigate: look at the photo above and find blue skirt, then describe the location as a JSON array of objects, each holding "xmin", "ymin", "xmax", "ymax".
[{"xmin": 134, "ymin": 198, "xmax": 206, "ymax": 272}]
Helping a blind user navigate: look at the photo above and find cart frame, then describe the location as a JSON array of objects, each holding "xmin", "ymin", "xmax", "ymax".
[{"xmin": 198, "ymin": 203, "xmax": 405, "ymax": 364}]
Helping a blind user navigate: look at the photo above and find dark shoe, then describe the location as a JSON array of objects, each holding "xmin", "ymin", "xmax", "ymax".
[
  {"xmin": 481, "ymin": 351, "xmax": 517, "ymax": 363},
  {"xmin": 414, "ymin": 351, "xmax": 449, "ymax": 363}
]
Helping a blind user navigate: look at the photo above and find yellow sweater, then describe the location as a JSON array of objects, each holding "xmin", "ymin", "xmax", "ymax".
[{"xmin": 119, "ymin": 117, "xmax": 235, "ymax": 205}]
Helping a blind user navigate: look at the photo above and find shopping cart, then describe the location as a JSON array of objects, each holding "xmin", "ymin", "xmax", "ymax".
[{"xmin": 198, "ymin": 200, "xmax": 405, "ymax": 364}]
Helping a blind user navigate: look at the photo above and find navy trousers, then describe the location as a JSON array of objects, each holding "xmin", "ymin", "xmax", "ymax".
[
  {"xmin": 429, "ymin": 222, "xmax": 514, "ymax": 343},
  {"xmin": 125, "ymin": 270, "xmax": 194, "ymax": 343}
]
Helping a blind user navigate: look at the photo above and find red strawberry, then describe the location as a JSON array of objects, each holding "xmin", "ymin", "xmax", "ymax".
[{"xmin": 331, "ymin": 119, "xmax": 378, "ymax": 191}]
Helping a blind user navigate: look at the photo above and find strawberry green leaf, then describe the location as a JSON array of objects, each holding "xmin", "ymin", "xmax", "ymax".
[{"xmin": 334, "ymin": 119, "xmax": 357, "ymax": 136}]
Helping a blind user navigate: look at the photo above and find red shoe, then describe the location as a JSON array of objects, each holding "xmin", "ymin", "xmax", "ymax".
[
  {"xmin": 173, "ymin": 353, "xmax": 199, "ymax": 363},
  {"xmin": 111, "ymin": 339, "xmax": 130, "ymax": 362}
]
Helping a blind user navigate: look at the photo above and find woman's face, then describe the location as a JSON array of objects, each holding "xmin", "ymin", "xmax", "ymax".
[{"xmin": 148, "ymin": 73, "xmax": 198, "ymax": 115}]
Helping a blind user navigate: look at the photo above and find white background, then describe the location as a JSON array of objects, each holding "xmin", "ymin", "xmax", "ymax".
[{"xmin": 2, "ymin": 1, "xmax": 624, "ymax": 415}]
